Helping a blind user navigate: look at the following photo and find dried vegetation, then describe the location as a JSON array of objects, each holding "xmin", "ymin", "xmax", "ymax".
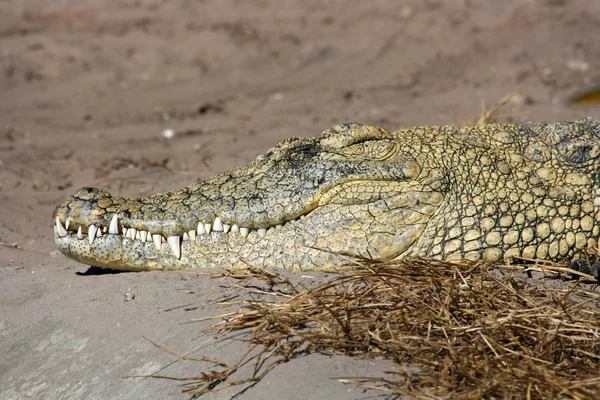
[{"xmin": 153, "ymin": 257, "xmax": 600, "ymax": 399}]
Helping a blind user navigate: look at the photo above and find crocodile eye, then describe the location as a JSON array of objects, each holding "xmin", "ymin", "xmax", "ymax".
[
  {"xmin": 320, "ymin": 123, "xmax": 393, "ymax": 149},
  {"xmin": 322, "ymin": 139, "xmax": 400, "ymax": 162}
]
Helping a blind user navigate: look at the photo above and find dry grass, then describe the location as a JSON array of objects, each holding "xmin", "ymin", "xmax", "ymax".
[{"xmin": 157, "ymin": 258, "xmax": 600, "ymax": 399}]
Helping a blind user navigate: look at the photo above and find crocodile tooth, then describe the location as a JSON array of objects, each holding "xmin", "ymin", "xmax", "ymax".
[
  {"xmin": 129, "ymin": 228, "xmax": 137, "ymax": 241},
  {"xmin": 275, "ymin": 224, "xmax": 283, "ymax": 230},
  {"xmin": 140, "ymin": 230, "xmax": 148, "ymax": 243},
  {"xmin": 77, "ymin": 226, "xmax": 83, "ymax": 240},
  {"xmin": 197, "ymin": 222, "xmax": 206, "ymax": 235},
  {"xmin": 152, "ymin": 234, "xmax": 162, "ymax": 251},
  {"xmin": 102, "ymin": 226, "xmax": 107, "ymax": 234},
  {"xmin": 65, "ymin": 218, "xmax": 71, "ymax": 231},
  {"xmin": 97, "ymin": 229, "xmax": 102, "ymax": 238},
  {"xmin": 122, "ymin": 227, "xmax": 128, "ymax": 236},
  {"xmin": 212, "ymin": 217, "xmax": 224, "ymax": 232},
  {"xmin": 223, "ymin": 223, "xmax": 231, "ymax": 233},
  {"xmin": 257, "ymin": 228, "xmax": 266, "ymax": 238},
  {"xmin": 188, "ymin": 229, "xmax": 196, "ymax": 241},
  {"xmin": 135, "ymin": 230, "xmax": 141, "ymax": 241},
  {"xmin": 167, "ymin": 235, "xmax": 181, "ymax": 259},
  {"xmin": 55, "ymin": 217, "xmax": 68, "ymax": 237},
  {"xmin": 204, "ymin": 223, "xmax": 212, "ymax": 234},
  {"xmin": 183, "ymin": 232, "xmax": 189, "ymax": 241},
  {"xmin": 240, "ymin": 227, "xmax": 249, "ymax": 238},
  {"xmin": 231, "ymin": 224, "xmax": 239, "ymax": 233},
  {"xmin": 109, "ymin": 214, "xmax": 119, "ymax": 234},
  {"xmin": 88, "ymin": 224, "xmax": 97, "ymax": 245}
]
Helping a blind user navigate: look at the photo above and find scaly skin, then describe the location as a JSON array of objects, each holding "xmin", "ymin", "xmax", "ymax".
[{"xmin": 53, "ymin": 118, "xmax": 600, "ymax": 271}]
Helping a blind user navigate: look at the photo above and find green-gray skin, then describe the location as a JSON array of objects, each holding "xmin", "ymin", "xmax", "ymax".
[{"xmin": 53, "ymin": 118, "xmax": 600, "ymax": 271}]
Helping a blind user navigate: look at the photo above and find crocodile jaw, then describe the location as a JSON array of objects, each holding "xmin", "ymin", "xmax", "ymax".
[{"xmin": 53, "ymin": 185, "xmax": 443, "ymax": 271}]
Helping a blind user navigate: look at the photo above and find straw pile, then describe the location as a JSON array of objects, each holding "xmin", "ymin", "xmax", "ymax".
[{"xmin": 167, "ymin": 258, "xmax": 600, "ymax": 399}]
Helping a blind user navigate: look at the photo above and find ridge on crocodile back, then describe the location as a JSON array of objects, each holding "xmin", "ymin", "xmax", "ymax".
[{"xmin": 53, "ymin": 118, "xmax": 600, "ymax": 271}]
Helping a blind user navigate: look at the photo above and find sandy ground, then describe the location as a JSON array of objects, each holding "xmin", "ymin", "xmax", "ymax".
[{"xmin": 1, "ymin": 0, "xmax": 599, "ymax": 399}]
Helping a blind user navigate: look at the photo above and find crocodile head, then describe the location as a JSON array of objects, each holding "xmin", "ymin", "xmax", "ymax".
[
  {"xmin": 53, "ymin": 124, "xmax": 442, "ymax": 271},
  {"xmin": 53, "ymin": 118, "xmax": 600, "ymax": 271}
]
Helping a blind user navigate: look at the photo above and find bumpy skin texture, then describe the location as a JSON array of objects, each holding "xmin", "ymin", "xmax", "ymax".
[{"xmin": 53, "ymin": 118, "xmax": 600, "ymax": 271}]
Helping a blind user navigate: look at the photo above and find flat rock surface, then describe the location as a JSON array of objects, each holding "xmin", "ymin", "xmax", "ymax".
[{"xmin": 1, "ymin": 0, "xmax": 599, "ymax": 399}]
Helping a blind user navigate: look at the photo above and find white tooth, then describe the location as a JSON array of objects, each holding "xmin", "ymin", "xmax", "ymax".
[
  {"xmin": 88, "ymin": 224, "xmax": 97, "ymax": 244},
  {"xmin": 223, "ymin": 224, "xmax": 230, "ymax": 233},
  {"xmin": 275, "ymin": 224, "xmax": 283, "ymax": 230},
  {"xmin": 240, "ymin": 227, "xmax": 249, "ymax": 238},
  {"xmin": 213, "ymin": 217, "xmax": 224, "ymax": 232},
  {"xmin": 77, "ymin": 226, "xmax": 83, "ymax": 240},
  {"xmin": 161, "ymin": 236, "xmax": 166, "ymax": 243},
  {"xmin": 188, "ymin": 230, "xmax": 196, "ymax": 241},
  {"xmin": 109, "ymin": 214, "xmax": 119, "ymax": 234},
  {"xmin": 103, "ymin": 226, "xmax": 107, "ymax": 233},
  {"xmin": 54, "ymin": 226, "xmax": 58, "ymax": 237},
  {"xmin": 122, "ymin": 227, "xmax": 128, "ymax": 236},
  {"xmin": 140, "ymin": 230, "xmax": 148, "ymax": 243},
  {"xmin": 183, "ymin": 232, "xmax": 189, "ymax": 241},
  {"xmin": 135, "ymin": 230, "xmax": 141, "ymax": 241},
  {"xmin": 97, "ymin": 229, "xmax": 102, "ymax": 238},
  {"xmin": 55, "ymin": 217, "xmax": 68, "ymax": 237},
  {"xmin": 129, "ymin": 228, "xmax": 137, "ymax": 240},
  {"xmin": 231, "ymin": 224, "xmax": 239, "ymax": 233},
  {"xmin": 257, "ymin": 228, "xmax": 266, "ymax": 238},
  {"xmin": 197, "ymin": 222, "xmax": 206, "ymax": 235},
  {"xmin": 167, "ymin": 235, "xmax": 181, "ymax": 259},
  {"xmin": 204, "ymin": 223, "xmax": 212, "ymax": 234},
  {"xmin": 152, "ymin": 234, "xmax": 162, "ymax": 251},
  {"xmin": 65, "ymin": 218, "xmax": 71, "ymax": 231}
]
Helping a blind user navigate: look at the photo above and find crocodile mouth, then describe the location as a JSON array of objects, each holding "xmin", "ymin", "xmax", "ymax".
[
  {"xmin": 53, "ymin": 186, "xmax": 441, "ymax": 273},
  {"xmin": 52, "ymin": 176, "xmax": 415, "ymax": 271},
  {"xmin": 52, "ymin": 166, "xmax": 417, "ymax": 263},
  {"xmin": 53, "ymin": 211, "xmax": 306, "ymax": 262}
]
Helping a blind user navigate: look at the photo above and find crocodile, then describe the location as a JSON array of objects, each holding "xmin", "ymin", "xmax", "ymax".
[{"xmin": 53, "ymin": 117, "xmax": 600, "ymax": 272}]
